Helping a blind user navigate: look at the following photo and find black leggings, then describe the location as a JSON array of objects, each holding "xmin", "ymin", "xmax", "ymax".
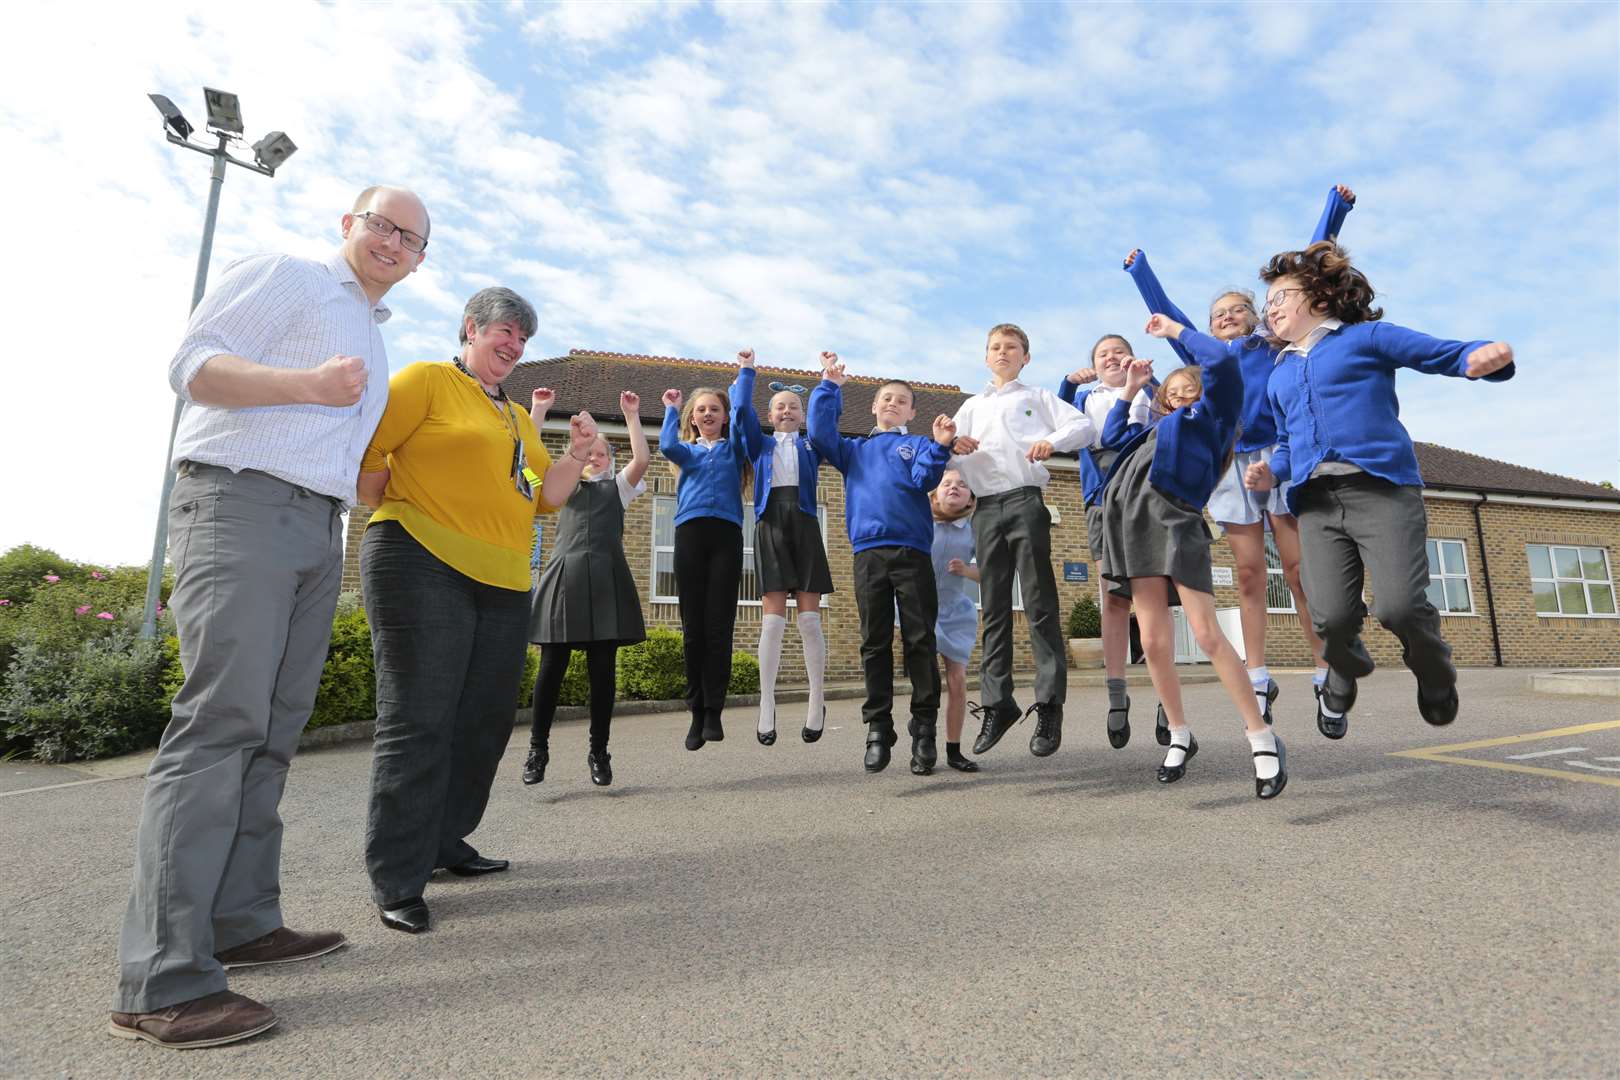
[
  {"xmin": 529, "ymin": 642, "xmax": 618, "ymax": 754},
  {"xmin": 673, "ymin": 518, "xmax": 744, "ymax": 714}
]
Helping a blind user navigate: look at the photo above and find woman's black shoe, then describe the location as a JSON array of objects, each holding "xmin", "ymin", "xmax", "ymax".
[
  {"xmin": 379, "ymin": 897, "xmax": 430, "ymax": 934},
  {"xmin": 802, "ymin": 706, "xmax": 826, "ymax": 743},
  {"xmin": 1154, "ymin": 703, "xmax": 1170, "ymax": 746},
  {"xmin": 1106, "ymin": 696, "xmax": 1130, "ymax": 749},
  {"xmin": 757, "ymin": 724, "xmax": 777, "ymax": 746},
  {"xmin": 702, "ymin": 710, "xmax": 725, "ymax": 743},
  {"xmin": 1256, "ymin": 678, "xmax": 1279, "ymax": 725},
  {"xmin": 685, "ymin": 712, "xmax": 706, "ymax": 751},
  {"xmin": 1254, "ymin": 736, "xmax": 1287, "ymax": 800},
  {"xmin": 522, "ymin": 747, "xmax": 548, "ymax": 785},
  {"xmin": 1157, "ymin": 734, "xmax": 1198, "ymax": 784},
  {"xmin": 588, "ymin": 749, "xmax": 613, "ymax": 786}
]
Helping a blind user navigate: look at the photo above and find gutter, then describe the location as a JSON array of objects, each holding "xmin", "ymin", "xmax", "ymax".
[{"xmin": 1470, "ymin": 494, "xmax": 1504, "ymax": 667}]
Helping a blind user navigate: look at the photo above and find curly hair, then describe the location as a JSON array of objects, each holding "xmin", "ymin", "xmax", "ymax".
[
  {"xmin": 1152, "ymin": 366, "xmax": 1201, "ymax": 417},
  {"xmin": 667, "ymin": 387, "xmax": 753, "ymax": 495},
  {"xmin": 1260, "ymin": 240, "xmax": 1383, "ymax": 327}
]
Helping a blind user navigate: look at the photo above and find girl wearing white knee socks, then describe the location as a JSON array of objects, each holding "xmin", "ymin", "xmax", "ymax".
[{"xmin": 738, "ymin": 364, "xmax": 834, "ymax": 745}]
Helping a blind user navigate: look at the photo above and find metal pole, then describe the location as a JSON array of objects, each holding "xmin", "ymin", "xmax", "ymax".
[{"xmin": 140, "ymin": 134, "xmax": 230, "ymax": 638}]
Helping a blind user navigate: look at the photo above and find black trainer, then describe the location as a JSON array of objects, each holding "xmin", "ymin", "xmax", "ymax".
[
  {"xmin": 969, "ymin": 700, "xmax": 1024, "ymax": 755},
  {"xmin": 1029, "ymin": 702, "xmax": 1063, "ymax": 757}
]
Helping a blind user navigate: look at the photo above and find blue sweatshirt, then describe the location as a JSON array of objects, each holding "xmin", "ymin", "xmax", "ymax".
[
  {"xmin": 659, "ymin": 367, "xmax": 766, "ymax": 528},
  {"xmin": 1249, "ymin": 321, "xmax": 1512, "ymax": 513},
  {"xmin": 807, "ymin": 379, "xmax": 951, "ymax": 555},
  {"xmin": 1101, "ymin": 329, "xmax": 1242, "ymax": 510},
  {"xmin": 1123, "ymin": 186, "xmax": 1354, "ymax": 452}
]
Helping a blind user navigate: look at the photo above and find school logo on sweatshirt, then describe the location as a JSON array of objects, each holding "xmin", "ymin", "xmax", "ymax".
[{"xmin": 897, "ymin": 444, "xmax": 915, "ymax": 461}]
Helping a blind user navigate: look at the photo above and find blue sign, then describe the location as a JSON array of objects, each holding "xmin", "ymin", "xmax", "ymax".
[{"xmin": 1063, "ymin": 561, "xmax": 1088, "ymax": 582}]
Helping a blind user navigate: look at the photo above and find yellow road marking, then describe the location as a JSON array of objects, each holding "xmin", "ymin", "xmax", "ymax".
[{"xmin": 1389, "ymin": 719, "xmax": 1620, "ymax": 788}]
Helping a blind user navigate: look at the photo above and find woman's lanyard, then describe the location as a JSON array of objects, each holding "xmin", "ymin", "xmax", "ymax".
[{"xmin": 452, "ymin": 355, "xmax": 538, "ymax": 500}]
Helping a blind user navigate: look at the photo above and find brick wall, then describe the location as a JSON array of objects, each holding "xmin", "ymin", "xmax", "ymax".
[{"xmin": 341, "ymin": 435, "xmax": 1620, "ymax": 679}]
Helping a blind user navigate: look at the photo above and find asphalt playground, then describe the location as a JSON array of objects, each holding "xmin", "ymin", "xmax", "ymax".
[{"xmin": 1, "ymin": 666, "xmax": 1616, "ymax": 1078}]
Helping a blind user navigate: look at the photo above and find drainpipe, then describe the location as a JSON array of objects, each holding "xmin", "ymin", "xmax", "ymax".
[{"xmin": 1470, "ymin": 493, "xmax": 1504, "ymax": 667}]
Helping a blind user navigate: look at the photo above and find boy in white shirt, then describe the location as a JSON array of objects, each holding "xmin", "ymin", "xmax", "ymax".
[{"xmin": 950, "ymin": 323, "xmax": 1096, "ymax": 758}]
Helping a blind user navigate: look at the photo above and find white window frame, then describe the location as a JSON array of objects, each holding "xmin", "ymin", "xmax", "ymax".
[
  {"xmin": 1263, "ymin": 533, "xmax": 1296, "ymax": 614},
  {"xmin": 1527, "ymin": 543, "xmax": 1617, "ymax": 618},
  {"xmin": 967, "ymin": 571, "xmax": 1025, "ymax": 613},
  {"xmin": 1425, "ymin": 539, "xmax": 1475, "ymax": 616},
  {"xmin": 650, "ymin": 496, "xmax": 829, "ymax": 607}
]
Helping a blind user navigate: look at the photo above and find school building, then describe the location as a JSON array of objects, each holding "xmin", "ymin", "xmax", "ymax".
[{"xmin": 341, "ymin": 349, "xmax": 1620, "ymax": 681}]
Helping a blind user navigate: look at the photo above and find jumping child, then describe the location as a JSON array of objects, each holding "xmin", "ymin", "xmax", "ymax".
[{"xmin": 929, "ymin": 469, "xmax": 983, "ymax": 772}]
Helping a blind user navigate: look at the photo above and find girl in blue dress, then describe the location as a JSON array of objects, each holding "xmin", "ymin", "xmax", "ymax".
[{"xmin": 929, "ymin": 469, "xmax": 981, "ymax": 772}]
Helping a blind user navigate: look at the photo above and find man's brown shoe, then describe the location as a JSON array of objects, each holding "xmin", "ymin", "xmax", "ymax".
[
  {"xmin": 109, "ymin": 990, "xmax": 277, "ymax": 1049},
  {"xmin": 215, "ymin": 927, "xmax": 347, "ymax": 970}
]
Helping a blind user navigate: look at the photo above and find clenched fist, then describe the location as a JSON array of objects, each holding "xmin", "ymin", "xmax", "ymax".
[
  {"xmin": 662, "ymin": 388, "xmax": 683, "ymax": 409},
  {"xmin": 307, "ymin": 354, "xmax": 367, "ymax": 407},
  {"xmin": 619, "ymin": 390, "xmax": 641, "ymax": 415},
  {"xmin": 1144, "ymin": 313, "xmax": 1184, "ymax": 340},
  {"xmin": 933, "ymin": 414, "xmax": 957, "ymax": 446},
  {"xmin": 737, "ymin": 349, "xmax": 756, "ymax": 369},
  {"xmin": 1465, "ymin": 342, "xmax": 1514, "ymax": 379},
  {"xmin": 1244, "ymin": 461, "xmax": 1276, "ymax": 492}
]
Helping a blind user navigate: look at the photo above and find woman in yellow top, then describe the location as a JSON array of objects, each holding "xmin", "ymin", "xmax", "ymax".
[{"xmin": 356, "ymin": 286, "xmax": 597, "ymax": 935}]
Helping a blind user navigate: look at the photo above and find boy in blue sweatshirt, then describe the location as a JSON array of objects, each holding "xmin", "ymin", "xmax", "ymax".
[{"xmin": 807, "ymin": 351, "xmax": 955, "ymax": 775}]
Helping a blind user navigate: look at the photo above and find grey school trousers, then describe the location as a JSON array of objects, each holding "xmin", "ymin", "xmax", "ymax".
[
  {"xmin": 1294, "ymin": 475, "xmax": 1455, "ymax": 689},
  {"xmin": 115, "ymin": 464, "xmax": 343, "ymax": 1012},
  {"xmin": 974, "ymin": 486, "xmax": 1067, "ymax": 709}
]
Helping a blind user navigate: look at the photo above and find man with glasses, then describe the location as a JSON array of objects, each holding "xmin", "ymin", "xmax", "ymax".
[{"xmin": 110, "ymin": 187, "xmax": 429, "ymax": 1050}]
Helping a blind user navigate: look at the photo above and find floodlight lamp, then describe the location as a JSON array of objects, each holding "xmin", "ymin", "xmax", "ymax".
[
  {"xmin": 202, "ymin": 87, "xmax": 244, "ymax": 135},
  {"xmin": 147, "ymin": 93, "xmax": 193, "ymax": 140},
  {"xmin": 252, "ymin": 131, "xmax": 298, "ymax": 171}
]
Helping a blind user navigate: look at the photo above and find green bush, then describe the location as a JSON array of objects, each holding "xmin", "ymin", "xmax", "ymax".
[
  {"xmin": 517, "ymin": 646, "xmax": 540, "ymax": 708},
  {"xmin": 0, "ymin": 630, "xmax": 174, "ymax": 763},
  {"xmin": 309, "ymin": 607, "xmax": 375, "ymax": 730},
  {"xmin": 1066, "ymin": 594, "xmax": 1101, "ymax": 639},
  {"xmin": 617, "ymin": 628, "xmax": 686, "ymax": 701},
  {"xmin": 0, "ymin": 544, "xmax": 83, "ymax": 607},
  {"xmin": 728, "ymin": 651, "xmax": 760, "ymax": 695}
]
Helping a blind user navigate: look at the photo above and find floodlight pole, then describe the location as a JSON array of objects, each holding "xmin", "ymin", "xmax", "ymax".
[{"xmin": 139, "ymin": 131, "xmax": 278, "ymax": 639}]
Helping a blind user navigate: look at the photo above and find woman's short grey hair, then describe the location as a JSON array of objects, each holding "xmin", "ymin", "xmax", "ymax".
[{"xmin": 460, "ymin": 287, "xmax": 538, "ymax": 344}]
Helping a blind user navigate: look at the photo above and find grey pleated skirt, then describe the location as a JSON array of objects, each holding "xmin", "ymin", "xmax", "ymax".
[
  {"xmin": 1099, "ymin": 430, "xmax": 1214, "ymax": 601},
  {"xmin": 529, "ymin": 550, "xmax": 646, "ymax": 645},
  {"xmin": 756, "ymin": 487, "xmax": 834, "ymax": 596}
]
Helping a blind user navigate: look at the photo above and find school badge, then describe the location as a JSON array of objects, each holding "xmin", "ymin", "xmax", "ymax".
[{"xmin": 897, "ymin": 444, "xmax": 915, "ymax": 460}]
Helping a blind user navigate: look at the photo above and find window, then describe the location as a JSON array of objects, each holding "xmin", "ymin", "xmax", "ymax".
[
  {"xmin": 964, "ymin": 571, "xmax": 1024, "ymax": 612},
  {"xmin": 1425, "ymin": 539, "xmax": 1474, "ymax": 615},
  {"xmin": 1528, "ymin": 544, "xmax": 1616, "ymax": 617},
  {"xmin": 651, "ymin": 496, "xmax": 828, "ymax": 606},
  {"xmin": 1264, "ymin": 534, "xmax": 1295, "ymax": 613}
]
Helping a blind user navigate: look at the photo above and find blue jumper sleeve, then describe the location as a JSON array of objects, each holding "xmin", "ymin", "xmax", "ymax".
[
  {"xmin": 1186, "ymin": 329, "xmax": 1244, "ymax": 429},
  {"xmin": 659, "ymin": 406, "xmax": 693, "ymax": 466},
  {"xmin": 1311, "ymin": 186, "xmax": 1355, "ymax": 245},
  {"xmin": 1369, "ymin": 322, "xmax": 1514, "ymax": 382},
  {"xmin": 729, "ymin": 367, "xmax": 767, "ymax": 462},
  {"xmin": 908, "ymin": 439, "xmax": 952, "ymax": 492},
  {"xmin": 1268, "ymin": 380, "xmax": 1293, "ymax": 485},
  {"xmin": 1056, "ymin": 375, "xmax": 1087, "ymax": 406},
  {"xmin": 1124, "ymin": 250, "xmax": 1196, "ymax": 366},
  {"xmin": 807, "ymin": 380, "xmax": 855, "ymax": 474},
  {"xmin": 1101, "ymin": 397, "xmax": 1146, "ymax": 447}
]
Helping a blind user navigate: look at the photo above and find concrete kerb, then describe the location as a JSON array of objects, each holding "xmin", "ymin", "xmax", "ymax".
[{"xmin": 1528, "ymin": 668, "xmax": 1620, "ymax": 697}]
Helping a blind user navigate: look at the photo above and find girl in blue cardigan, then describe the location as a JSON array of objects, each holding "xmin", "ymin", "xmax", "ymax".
[
  {"xmin": 1098, "ymin": 318, "xmax": 1285, "ymax": 800},
  {"xmin": 660, "ymin": 354, "xmax": 764, "ymax": 750},
  {"xmin": 1247, "ymin": 241, "xmax": 1514, "ymax": 735},
  {"xmin": 1122, "ymin": 185, "xmax": 1355, "ymax": 726},
  {"xmin": 734, "ymin": 359, "xmax": 834, "ymax": 747}
]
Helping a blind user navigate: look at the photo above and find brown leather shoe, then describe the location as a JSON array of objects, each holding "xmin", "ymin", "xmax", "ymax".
[
  {"xmin": 109, "ymin": 990, "xmax": 277, "ymax": 1049},
  {"xmin": 215, "ymin": 927, "xmax": 347, "ymax": 970}
]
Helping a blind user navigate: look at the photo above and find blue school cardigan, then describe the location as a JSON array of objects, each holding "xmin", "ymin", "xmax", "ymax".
[
  {"xmin": 807, "ymin": 379, "xmax": 950, "ymax": 556},
  {"xmin": 1100, "ymin": 331, "xmax": 1242, "ymax": 510},
  {"xmin": 659, "ymin": 367, "xmax": 765, "ymax": 528},
  {"xmin": 1055, "ymin": 380, "xmax": 1149, "ymax": 507},
  {"xmin": 1123, "ymin": 185, "xmax": 1355, "ymax": 452},
  {"xmin": 748, "ymin": 432, "xmax": 822, "ymax": 520}
]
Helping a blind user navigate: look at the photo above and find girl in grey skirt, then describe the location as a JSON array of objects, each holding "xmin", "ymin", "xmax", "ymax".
[
  {"xmin": 523, "ymin": 391, "xmax": 650, "ymax": 788},
  {"xmin": 1098, "ymin": 317, "xmax": 1285, "ymax": 800}
]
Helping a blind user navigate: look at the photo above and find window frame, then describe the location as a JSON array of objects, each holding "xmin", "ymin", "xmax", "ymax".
[
  {"xmin": 650, "ymin": 496, "xmax": 830, "ymax": 608},
  {"xmin": 1263, "ymin": 533, "xmax": 1296, "ymax": 614},
  {"xmin": 1425, "ymin": 538, "xmax": 1477, "ymax": 617},
  {"xmin": 1527, "ymin": 543, "xmax": 1617, "ymax": 619}
]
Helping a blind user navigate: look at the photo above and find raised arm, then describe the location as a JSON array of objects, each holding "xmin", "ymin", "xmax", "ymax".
[
  {"xmin": 1371, "ymin": 323, "xmax": 1515, "ymax": 382},
  {"xmin": 1123, "ymin": 248, "xmax": 1197, "ymax": 366},
  {"xmin": 659, "ymin": 389, "xmax": 694, "ymax": 467},
  {"xmin": 1311, "ymin": 184, "xmax": 1356, "ymax": 245},
  {"xmin": 728, "ymin": 352, "xmax": 766, "ymax": 461},
  {"xmin": 1056, "ymin": 368, "xmax": 1096, "ymax": 406},
  {"xmin": 620, "ymin": 390, "xmax": 650, "ymax": 488},
  {"xmin": 538, "ymin": 412, "xmax": 596, "ymax": 510},
  {"xmin": 806, "ymin": 376, "xmax": 854, "ymax": 474},
  {"xmin": 1104, "ymin": 359, "xmax": 1155, "ymax": 446}
]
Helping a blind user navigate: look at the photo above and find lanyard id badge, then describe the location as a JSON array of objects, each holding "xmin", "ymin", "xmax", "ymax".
[{"xmin": 512, "ymin": 438, "xmax": 540, "ymax": 501}]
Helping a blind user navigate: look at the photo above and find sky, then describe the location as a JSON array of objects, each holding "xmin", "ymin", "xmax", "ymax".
[{"xmin": 2, "ymin": 0, "xmax": 1617, "ymax": 566}]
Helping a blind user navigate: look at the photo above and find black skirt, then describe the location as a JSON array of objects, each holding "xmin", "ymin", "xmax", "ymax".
[{"xmin": 756, "ymin": 487, "xmax": 834, "ymax": 596}]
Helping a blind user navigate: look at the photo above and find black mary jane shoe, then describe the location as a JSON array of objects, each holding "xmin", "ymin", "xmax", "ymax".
[
  {"xmin": 864, "ymin": 726, "xmax": 898, "ymax": 773},
  {"xmin": 1106, "ymin": 695, "xmax": 1130, "ymax": 750},
  {"xmin": 447, "ymin": 856, "xmax": 510, "ymax": 877},
  {"xmin": 379, "ymin": 897, "xmax": 430, "ymax": 934},
  {"xmin": 521, "ymin": 747, "xmax": 548, "ymax": 786},
  {"xmin": 1154, "ymin": 703, "xmax": 1170, "ymax": 746},
  {"xmin": 702, "ymin": 710, "xmax": 725, "ymax": 743},
  {"xmin": 802, "ymin": 706, "xmax": 826, "ymax": 744},
  {"xmin": 685, "ymin": 712, "xmax": 706, "ymax": 751},
  {"xmin": 968, "ymin": 701, "xmax": 1024, "ymax": 756},
  {"xmin": 946, "ymin": 752, "xmax": 980, "ymax": 773},
  {"xmin": 1317, "ymin": 669, "xmax": 1356, "ymax": 739},
  {"xmin": 1256, "ymin": 678, "xmax": 1279, "ymax": 726},
  {"xmin": 1156, "ymin": 734, "xmax": 1198, "ymax": 784},
  {"xmin": 1254, "ymin": 735, "xmax": 1287, "ymax": 800},
  {"xmin": 757, "ymin": 724, "xmax": 777, "ymax": 746},
  {"xmin": 588, "ymin": 750, "xmax": 613, "ymax": 786},
  {"xmin": 1417, "ymin": 683, "xmax": 1460, "ymax": 727}
]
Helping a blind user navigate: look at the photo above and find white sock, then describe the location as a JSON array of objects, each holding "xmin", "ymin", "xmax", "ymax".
[
  {"xmin": 799, "ymin": 610, "xmax": 827, "ymax": 731},
  {"xmin": 1248, "ymin": 665, "xmax": 1271, "ymax": 691},
  {"xmin": 1312, "ymin": 666, "xmax": 1329, "ymax": 687},
  {"xmin": 758, "ymin": 613, "xmax": 786, "ymax": 734},
  {"xmin": 1249, "ymin": 727, "xmax": 1280, "ymax": 780},
  {"xmin": 1163, "ymin": 726, "xmax": 1192, "ymax": 769}
]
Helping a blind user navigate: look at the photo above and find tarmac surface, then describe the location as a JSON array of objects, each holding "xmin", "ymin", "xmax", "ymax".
[{"xmin": 2, "ymin": 667, "xmax": 1616, "ymax": 1078}]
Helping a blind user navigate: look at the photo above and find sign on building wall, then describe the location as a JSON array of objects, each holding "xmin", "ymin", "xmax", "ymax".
[
  {"xmin": 1063, "ymin": 562, "xmax": 1088, "ymax": 582},
  {"xmin": 1210, "ymin": 566, "xmax": 1233, "ymax": 587}
]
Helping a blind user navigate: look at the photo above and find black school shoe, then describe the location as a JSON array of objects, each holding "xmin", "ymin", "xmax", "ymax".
[
  {"xmin": 1254, "ymin": 736, "xmax": 1287, "ymax": 800},
  {"xmin": 1317, "ymin": 669, "xmax": 1356, "ymax": 740},
  {"xmin": 521, "ymin": 747, "xmax": 548, "ymax": 785},
  {"xmin": 1157, "ymin": 734, "xmax": 1198, "ymax": 784},
  {"xmin": 684, "ymin": 711, "xmax": 706, "ymax": 751},
  {"xmin": 1417, "ymin": 682, "xmax": 1460, "ymax": 727},
  {"xmin": 702, "ymin": 710, "xmax": 725, "ymax": 743},
  {"xmin": 1106, "ymin": 695, "xmax": 1130, "ymax": 750},
  {"xmin": 1155, "ymin": 703, "xmax": 1170, "ymax": 746},
  {"xmin": 1029, "ymin": 702, "xmax": 1063, "ymax": 757},
  {"xmin": 968, "ymin": 701, "xmax": 1025, "ymax": 755},
  {"xmin": 1255, "ymin": 678, "xmax": 1279, "ymax": 726},
  {"xmin": 865, "ymin": 724, "xmax": 898, "ymax": 773},
  {"xmin": 802, "ymin": 706, "xmax": 825, "ymax": 744},
  {"xmin": 588, "ymin": 749, "xmax": 613, "ymax": 786}
]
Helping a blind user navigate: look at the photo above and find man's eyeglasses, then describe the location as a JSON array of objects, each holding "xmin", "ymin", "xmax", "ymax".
[
  {"xmin": 768, "ymin": 381, "xmax": 806, "ymax": 394},
  {"xmin": 356, "ymin": 211, "xmax": 428, "ymax": 254},
  {"xmin": 1209, "ymin": 303, "xmax": 1253, "ymax": 321},
  {"xmin": 1264, "ymin": 287, "xmax": 1305, "ymax": 312}
]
